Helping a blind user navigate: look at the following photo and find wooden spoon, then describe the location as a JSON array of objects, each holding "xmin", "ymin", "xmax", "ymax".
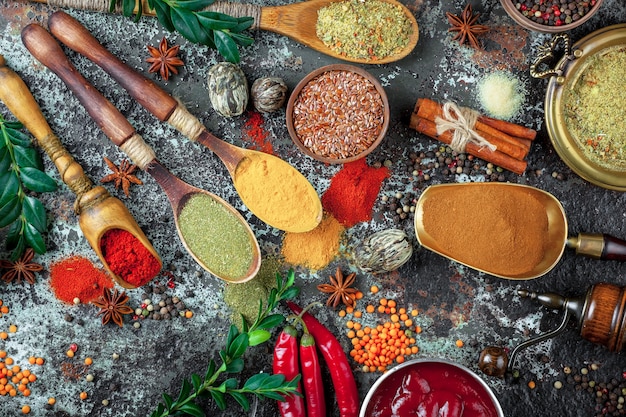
[
  {"xmin": 33, "ymin": 0, "xmax": 419, "ymax": 64},
  {"xmin": 21, "ymin": 23, "xmax": 261, "ymax": 284},
  {"xmin": 48, "ymin": 11, "xmax": 322, "ymax": 234},
  {"xmin": 0, "ymin": 54, "xmax": 161, "ymax": 289}
]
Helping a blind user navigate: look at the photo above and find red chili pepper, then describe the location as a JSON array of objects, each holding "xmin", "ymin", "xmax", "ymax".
[
  {"xmin": 287, "ymin": 302, "xmax": 359, "ymax": 417},
  {"xmin": 273, "ymin": 325, "xmax": 305, "ymax": 417},
  {"xmin": 299, "ymin": 333, "xmax": 326, "ymax": 417}
]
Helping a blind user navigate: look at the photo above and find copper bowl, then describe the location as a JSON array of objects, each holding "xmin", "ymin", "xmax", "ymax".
[
  {"xmin": 360, "ymin": 358, "xmax": 504, "ymax": 417},
  {"xmin": 500, "ymin": 0, "xmax": 603, "ymax": 33},
  {"xmin": 532, "ymin": 24, "xmax": 626, "ymax": 191},
  {"xmin": 286, "ymin": 64, "xmax": 389, "ymax": 164}
]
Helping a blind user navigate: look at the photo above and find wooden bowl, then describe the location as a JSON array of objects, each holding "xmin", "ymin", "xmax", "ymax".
[
  {"xmin": 286, "ymin": 64, "xmax": 389, "ymax": 164},
  {"xmin": 500, "ymin": 0, "xmax": 603, "ymax": 33}
]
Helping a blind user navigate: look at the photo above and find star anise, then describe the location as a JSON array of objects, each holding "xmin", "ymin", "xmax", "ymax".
[
  {"xmin": 446, "ymin": 4, "xmax": 489, "ymax": 49},
  {"xmin": 91, "ymin": 287, "xmax": 134, "ymax": 327},
  {"xmin": 0, "ymin": 248, "xmax": 43, "ymax": 285},
  {"xmin": 100, "ymin": 156, "xmax": 143, "ymax": 197},
  {"xmin": 317, "ymin": 267, "xmax": 358, "ymax": 308},
  {"xmin": 146, "ymin": 37, "xmax": 184, "ymax": 81}
]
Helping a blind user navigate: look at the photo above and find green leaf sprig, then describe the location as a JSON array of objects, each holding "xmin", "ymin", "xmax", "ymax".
[
  {"xmin": 151, "ymin": 269, "xmax": 301, "ymax": 417},
  {"xmin": 0, "ymin": 115, "xmax": 57, "ymax": 260},
  {"xmin": 113, "ymin": 0, "xmax": 255, "ymax": 63}
]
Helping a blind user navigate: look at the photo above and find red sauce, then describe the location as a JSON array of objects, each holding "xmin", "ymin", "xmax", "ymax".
[{"xmin": 365, "ymin": 361, "xmax": 500, "ymax": 417}]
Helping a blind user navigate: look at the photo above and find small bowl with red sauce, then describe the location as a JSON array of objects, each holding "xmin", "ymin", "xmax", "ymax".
[{"xmin": 360, "ymin": 358, "xmax": 504, "ymax": 417}]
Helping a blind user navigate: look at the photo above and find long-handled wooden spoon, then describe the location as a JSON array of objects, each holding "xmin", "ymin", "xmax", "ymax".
[
  {"xmin": 0, "ymin": 54, "xmax": 161, "ymax": 289},
  {"xmin": 21, "ymin": 23, "xmax": 261, "ymax": 284},
  {"xmin": 33, "ymin": 0, "xmax": 419, "ymax": 64},
  {"xmin": 48, "ymin": 10, "xmax": 322, "ymax": 234}
]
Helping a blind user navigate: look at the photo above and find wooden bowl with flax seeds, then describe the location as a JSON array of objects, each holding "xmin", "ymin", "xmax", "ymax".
[{"xmin": 286, "ymin": 64, "xmax": 389, "ymax": 164}]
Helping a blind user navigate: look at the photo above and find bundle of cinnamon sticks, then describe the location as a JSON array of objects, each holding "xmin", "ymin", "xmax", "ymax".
[{"xmin": 409, "ymin": 98, "xmax": 536, "ymax": 175}]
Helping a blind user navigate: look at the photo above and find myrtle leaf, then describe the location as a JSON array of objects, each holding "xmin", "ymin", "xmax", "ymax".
[
  {"xmin": 13, "ymin": 145, "xmax": 42, "ymax": 170},
  {"xmin": 176, "ymin": 402, "xmax": 204, "ymax": 417},
  {"xmin": 19, "ymin": 167, "xmax": 57, "ymax": 193},
  {"xmin": 229, "ymin": 391, "xmax": 250, "ymax": 410},
  {"xmin": 24, "ymin": 222, "xmax": 45, "ymax": 254},
  {"xmin": 247, "ymin": 329, "xmax": 271, "ymax": 346},
  {"xmin": 0, "ymin": 171, "xmax": 19, "ymax": 207},
  {"xmin": 22, "ymin": 196, "xmax": 47, "ymax": 233},
  {"xmin": 214, "ymin": 31, "xmax": 240, "ymax": 64},
  {"xmin": 0, "ymin": 195, "xmax": 21, "ymax": 228},
  {"xmin": 6, "ymin": 128, "xmax": 31, "ymax": 147}
]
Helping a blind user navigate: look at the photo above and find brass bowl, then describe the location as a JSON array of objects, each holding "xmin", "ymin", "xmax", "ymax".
[
  {"xmin": 500, "ymin": 0, "xmax": 603, "ymax": 33},
  {"xmin": 286, "ymin": 64, "xmax": 389, "ymax": 164},
  {"xmin": 532, "ymin": 24, "xmax": 626, "ymax": 191},
  {"xmin": 360, "ymin": 358, "xmax": 504, "ymax": 417}
]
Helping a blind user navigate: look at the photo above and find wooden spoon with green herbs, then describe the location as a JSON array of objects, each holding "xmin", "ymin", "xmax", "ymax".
[{"xmin": 21, "ymin": 23, "xmax": 261, "ymax": 284}]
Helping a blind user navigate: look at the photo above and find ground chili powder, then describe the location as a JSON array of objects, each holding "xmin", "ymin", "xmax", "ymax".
[
  {"xmin": 243, "ymin": 111, "xmax": 273, "ymax": 154},
  {"xmin": 321, "ymin": 159, "xmax": 390, "ymax": 227},
  {"xmin": 49, "ymin": 256, "xmax": 113, "ymax": 304},
  {"xmin": 100, "ymin": 229, "xmax": 161, "ymax": 287}
]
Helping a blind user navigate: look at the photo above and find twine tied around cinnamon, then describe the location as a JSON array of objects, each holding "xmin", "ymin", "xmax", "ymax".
[{"xmin": 434, "ymin": 102, "xmax": 496, "ymax": 153}]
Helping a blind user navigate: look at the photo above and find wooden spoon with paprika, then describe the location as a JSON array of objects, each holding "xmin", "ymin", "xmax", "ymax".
[
  {"xmin": 48, "ymin": 10, "xmax": 323, "ymax": 234},
  {"xmin": 0, "ymin": 54, "xmax": 161, "ymax": 289},
  {"xmin": 21, "ymin": 23, "xmax": 261, "ymax": 284}
]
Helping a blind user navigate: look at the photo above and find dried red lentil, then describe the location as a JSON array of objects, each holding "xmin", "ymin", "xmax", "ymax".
[{"xmin": 292, "ymin": 69, "xmax": 385, "ymax": 159}]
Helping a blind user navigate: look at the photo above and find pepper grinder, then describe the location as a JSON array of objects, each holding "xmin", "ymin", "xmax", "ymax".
[{"xmin": 478, "ymin": 283, "xmax": 626, "ymax": 377}]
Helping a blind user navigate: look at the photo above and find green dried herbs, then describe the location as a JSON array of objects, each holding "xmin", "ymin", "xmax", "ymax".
[
  {"xmin": 563, "ymin": 45, "xmax": 626, "ymax": 171},
  {"xmin": 0, "ymin": 115, "xmax": 57, "ymax": 260},
  {"xmin": 316, "ymin": 0, "xmax": 413, "ymax": 60}
]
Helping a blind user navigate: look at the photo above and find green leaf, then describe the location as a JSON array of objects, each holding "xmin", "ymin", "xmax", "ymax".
[
  {"xmin": 22, "ymin": 196, "xmax": 47, "ymax": 233},
  {"xmin": 3, "ymin": 121, "xmax": 22, "ymax": 130},
  {"xmin": 177, "ymin": 402, "xmax": 205, "ymax": 417},
  {"xmin": 227, "ymin": 333, "xmax": 249, "ymax": 358},
  {"xmin": 221, "ymin": 377, "xmax": 238, "ymax": 390},
  {"xmin": 171, "ymin": 7, "xmax": 204, "ymax": 44},
  {"xmin": 6, "ymin": 219, "xmax": 23, "ymax": 248},
  {"xmin": 209, "ymin": 390, "xmax": 226, "ymax": 410},
  {"xmin": 286, "ymin": 269, "xmax": 296, "ymax": 287},
  {"xmin": 229, "ymin": 392, "xmax": 250, "ymax": 411},
  {"xmin": 0, "ymin": 146, "xmax": 11, "ymax": 172},
  {"xmin": 204, "ymin": 359, "xmax": 217, "ymax": 381},
  {"xmin": 231, "ymin": 17, "xmax": 255, "ymax": 35},
  {"xmin": 260, "ymin": 374, "xmax": 288, "ymax": 390},
  {"xmin": 247, "ymin": 329, "xmax": 271, "ymax": 346},
  {"xmin": 13, "ymin": 145, "xmax": 43, "ymax": 170},
  {"xmin": 19, "ymin": 167, "xmax": 57, "ymax": 192},
  {"xmin": 176, "ymin": 379, "xmax": 192, "ymax": 403},
  {"xmin": 24, "ymin": 222, "xmax": 45, "ymax": 254},
  {"xmin": 0, "ymin": 195, "xmax": 21, "ymax": 228},
  {"xmin": 230, "ymin": 31, "xmax": 255, "ymax": 47},
  {"xmin": 153, "ymin": 1, "xmax": 175, "ymax": 32},
  {"xmin": 0, "ymin": 171, "xmax": 20, "ymax": 207},
  {"xmin": 256, "ymin": 314, "xmax": 285, "ymax": 330},
  {"xmin": 162, "ymin": 393, "xmax": 174, "ymax": 410},
  {"xmin": 264, "ymin": 391, "xmax": 291, "ymax": 401},
  {"xmin": 191, "ymin": 374, "xmax": 203, "ymax": 392},
  {"xmin": 214, "ymin": 31, "xmax": 240, "ymax": 64},
  {"xmin": 226, "ymin": 324, "xmax": 239, "ymax": 348},
  {"xmin": 282, "ymin": 287, "xmax": 301, "ymax": 301},
  {"xmin": 179, "ymin": 0, "xmax": 213, "ymax": 11},
  {"xmin": 6, "ymin": 128, "xmax": 31, "ymax": 147},
  {"xmin": 9, "ymin": 234, "xmax": 26, "ymax": 262},
  {"xmin": 224, "ymin": 357, "xmax": 244, "ymax": 374},
  {"xmin": 195, "ymin": 11, "xmax": 239, "ymax": 30}
]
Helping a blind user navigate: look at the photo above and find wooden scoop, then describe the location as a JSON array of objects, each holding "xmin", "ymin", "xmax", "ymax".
[
  {"xmin": 0, "ymin": 54, "xmax": 161, "ymax": 289},
  {"xmin": 21, "ymin": 23, "xmax": 261, "ymax": 283},
  {"xmin": 414, "ymin": 183, "xmax": 626, "ymax": 280},
  {"xmin": 33, "ymin": 0, "xmax": 419, "ymax": 64},
  {"xmin": 48, "ymin": 10, "xmax": 323, "ymax": 234}
]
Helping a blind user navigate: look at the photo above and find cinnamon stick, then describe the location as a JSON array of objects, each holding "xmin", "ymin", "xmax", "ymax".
[
  {"xmin": 409, "ymin": 115, "xmax": 527, "ymax": 175},
  {"xmin": 414, "ymin": 98, "xmax": 529, "ymax": 160},
  {"xmin": 478, "ymin": 115, "xmax": 537, "ymax": 141}
]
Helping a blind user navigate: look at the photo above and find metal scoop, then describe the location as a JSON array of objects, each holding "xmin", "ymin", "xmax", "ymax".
[{"xmin": 415, "ymin": 182, "xmax": 626, "ymax": 280}]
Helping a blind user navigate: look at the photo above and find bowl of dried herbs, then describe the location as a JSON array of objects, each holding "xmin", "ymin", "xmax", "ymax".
[{"xmin": 286, "ymin": 64, "xmax": 389, "ymax": 164}]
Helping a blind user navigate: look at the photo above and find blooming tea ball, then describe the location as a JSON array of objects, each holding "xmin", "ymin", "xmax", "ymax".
[
  {"xmin": 207, "ymin": 62, "xmax": 248, "ymax": 117},
  {"xmin": 251, "ymin": 77, "xmax": 288, "ymax": 113}
]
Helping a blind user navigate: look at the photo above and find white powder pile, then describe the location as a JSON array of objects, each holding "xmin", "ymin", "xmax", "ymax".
[{"xmin": 476, "ymin": 71, "xmax": 526, "ymax": 121}]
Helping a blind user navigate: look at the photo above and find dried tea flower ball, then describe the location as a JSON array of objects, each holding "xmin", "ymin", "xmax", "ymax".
[
  {"xmin": 354, "ymin": 229, "xmax": 415, "ymax": 274},
  {"xmin": 207, "ymin": 62, "xmax": 248, "ymax": 117},
  {"xmin": 251, "ymin": 77, "xmax": 288, "ymax": 113}
]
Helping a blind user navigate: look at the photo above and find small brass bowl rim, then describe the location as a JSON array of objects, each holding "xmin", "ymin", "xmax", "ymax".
[
  {"xmin": 545, "ymin": 23, "xmax": 626, "ymax": 191},
  {"xmin": 286, "ymin": 64, "xmax": 389, "ymax": 164},
  {"xmin": 359, "ymin": 358, "xmax": 504, "ymax": 417},
  {"xmin": 500, "ymin": 0, "xmax": 604, "ymax": 33}
]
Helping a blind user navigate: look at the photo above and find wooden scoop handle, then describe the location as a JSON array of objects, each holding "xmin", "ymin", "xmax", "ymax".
[
  {"xmin": 0, "ymin": 54, "xmax": 93, "ymax": 192},
  {"xmin": 21, "ymin": 24, "xmax": 137, "ymax": 147},
  {"xmin": 48, "ymin": 10, "xmax": 177, "ymax": 122}
]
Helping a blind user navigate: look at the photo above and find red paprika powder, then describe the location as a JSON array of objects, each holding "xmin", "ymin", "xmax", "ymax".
[
  {"xmin": 100, "ymin": 229, "xmax": 161, "ymax": 287},
  {"xmin": 49, "ymin": 256, "xmax": 113, "ymax": 304},
  {"xmin": 243, "ymin": 111, "xmax": 274, "ymax": 154},
  {"xmin": 321, "ymin": 159, "xmax": 390, "ymax": 227}
]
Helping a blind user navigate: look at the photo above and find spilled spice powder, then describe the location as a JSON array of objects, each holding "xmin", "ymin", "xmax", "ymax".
[
  {"xmin": 281, "ymin": 212, "xmax": 344, "ymax": 270},
  {"xmin": 321, "ymin": 159, "xmax": 390, "ymax": 227},
  {"xmin": 100, "ymin": 229, "xmax": 161, "ymax": 287},
  {"xmin": 243, "ymin": 111, "xmax": 273, "ymax": 154},
  {"xmin": 49, "ymin": 256, "xmax": 114, "ymax": 304}
]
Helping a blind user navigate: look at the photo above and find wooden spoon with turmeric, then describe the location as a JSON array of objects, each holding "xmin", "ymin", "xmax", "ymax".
[
  {"xmin": 48, "ymin": 10, "xmax": 323, "ymax": 234},
  {"xmin": 21, "ymin": 23, "xmax": 262, "ymax": 284},
  {"xmin": 0, "ymin": 55, "xmax": 161, "ymax": 289}
]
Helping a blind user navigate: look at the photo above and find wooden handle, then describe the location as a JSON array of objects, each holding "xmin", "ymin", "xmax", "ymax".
[
  {"xmin": 21, "ymin": 23, "xmax": 136, "ymax": 147},
  {"xmin": 48, "ymin": 10, "xmax": 178, "ymax": 122},
  {"xmin": 581, "ymin": 283, "xmax": 626, "ymax": 352}
]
